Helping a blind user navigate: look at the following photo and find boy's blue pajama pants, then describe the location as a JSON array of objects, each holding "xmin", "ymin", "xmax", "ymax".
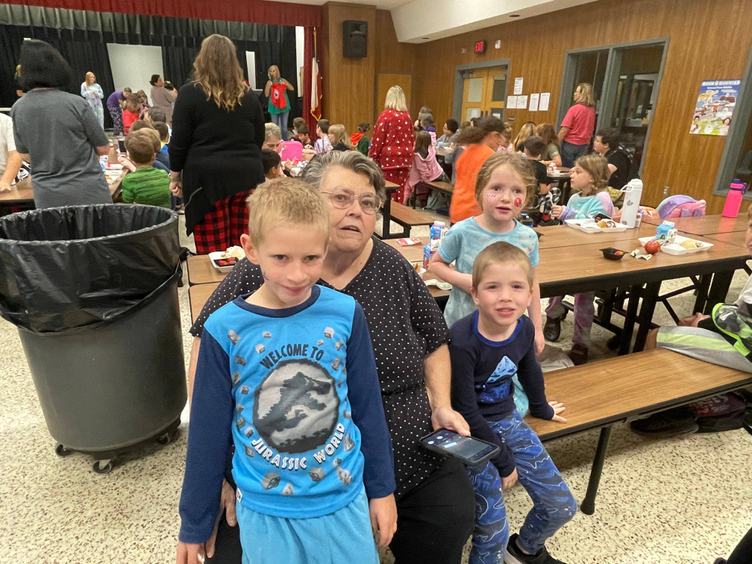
[{"xmin": 467, "ymin": 413, "xmax": 577, "ymax": 564}]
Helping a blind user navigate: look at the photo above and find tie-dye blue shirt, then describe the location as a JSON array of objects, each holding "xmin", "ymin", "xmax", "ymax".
[
  {"xmin": 179, "ymin": 285, "xmax": 395, "ymax": 543},
  {"xmin": 438, "ymin": 217, "xmax": 540, "ymax": 327},
  {"xmin": 449, "ymin": 312, "xmax": 554, "ymax": 477}
]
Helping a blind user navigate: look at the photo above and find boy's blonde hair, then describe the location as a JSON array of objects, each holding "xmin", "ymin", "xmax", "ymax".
[
  {"xmin": 474, "ymin": 152, "xmax": 537, "ymax": 208},
  {"xmin": 472, "ymin": 241, "xmax": 533, "ymax": 289},
  {"xmin": 247, "ymin": 178, "xmax": 329, "ymax": 246},
  {"xmin": 328, "ymin": 124, "xmax": 352, "ymax": 148},
  {"xmin": 126, "ymin": 128, "xmax": 159, "ymax": 164},
  {"xmin": 574, "ymin": 154, "xmax": 609, "ymax": 191}
]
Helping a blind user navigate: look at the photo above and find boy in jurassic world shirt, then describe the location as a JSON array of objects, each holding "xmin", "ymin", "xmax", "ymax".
[{"xmin": 177, "ymin": 180, "xmax": 396, "ymax": 564}]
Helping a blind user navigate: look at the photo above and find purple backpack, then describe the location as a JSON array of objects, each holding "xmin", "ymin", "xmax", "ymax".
[{"xmin": 656, "ymin": 195, "xmax": 706, "ymax": 219}]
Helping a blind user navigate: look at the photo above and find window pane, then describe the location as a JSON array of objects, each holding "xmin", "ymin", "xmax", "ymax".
[
  {"xmin": 491, "ymin": 79, "xmax": 506, "ymax": 102},
  {"xmin": 467, "ymin": 78, "xmax": 484, "ymax": 103}
]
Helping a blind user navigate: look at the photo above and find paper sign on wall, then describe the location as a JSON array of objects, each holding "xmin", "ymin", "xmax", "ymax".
[
  {"xmin": 529, "ymin": 93, "xmax": 540, "ymax": 111},
  {"xmin": 518, "ymin": 95, "xmax": 528, "ymax": 109},
  {"xmin": 507, "ymin": 95, "xmax": 517, "ymax": 109},
  {"xmin": 539, "ymin": 92, "xmax": 551, "ymax": 112},
  {"xmin": 513, "ymin": 77, "xmax": 523, "ymax": 95},
  {"xmin": 689, "ymin": 79, "xmax": 740, "ymax": 136}
]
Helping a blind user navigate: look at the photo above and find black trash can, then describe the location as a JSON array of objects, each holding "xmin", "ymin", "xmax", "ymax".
[{"xmin": 0, "ymin": 205, "xmax": 187, "ymax": 472}]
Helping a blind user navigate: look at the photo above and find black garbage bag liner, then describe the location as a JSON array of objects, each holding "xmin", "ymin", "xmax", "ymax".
[{"xmin": 0, "ymin": 204, "xmax": 179, "ymax": 333}]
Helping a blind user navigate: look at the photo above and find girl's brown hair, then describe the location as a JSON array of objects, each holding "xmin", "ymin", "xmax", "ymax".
[
  {"xmin": 193, "ymin": 34, "xmax": 246, "ymax": 111},
  {"xmin": 414, "ymin": 130, "xmax": 432, "ymax": 156},
  {"xmin": 455, "ymin": 116, "xmax": 506, "ymax": 145},
  {"xmin": 535, "ymin": 123, "xmax": 559, "ymax": 147},
  {"xmin": 124, "ymin": 94, "xmax": 141, "ymax": 112},
  {"xmin": 474, "ymin": 152, "xmax": 537, "ymax": 208},
  {"xmin": 575, "ymin": 154, "xmax": 609, "ymax": 192}
]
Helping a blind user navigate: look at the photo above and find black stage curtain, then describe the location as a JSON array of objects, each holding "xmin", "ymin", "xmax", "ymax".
[{"xmin": 0, "ymin": 4, "xmax": 299, "ymax": 123}]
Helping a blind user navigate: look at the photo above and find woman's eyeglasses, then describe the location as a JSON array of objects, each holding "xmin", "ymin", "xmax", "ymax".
[{"xmin": 320, "ymin": 190, "xmax": 381, "ymax": 214}]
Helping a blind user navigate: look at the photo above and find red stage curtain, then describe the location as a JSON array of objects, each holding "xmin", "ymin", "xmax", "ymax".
[{"xmin": 5, "ymin": 0, "xmax": 322, "ymax": 27}]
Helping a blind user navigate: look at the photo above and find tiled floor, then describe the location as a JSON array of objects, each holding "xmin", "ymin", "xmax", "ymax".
[{"xmin": 0, "ymin": 220, "xmax": 750, "ymax": 563}]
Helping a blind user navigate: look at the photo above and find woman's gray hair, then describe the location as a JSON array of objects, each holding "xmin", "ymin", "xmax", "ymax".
[{"xmin": 301, "ymin": 151, "xmax": 386, "ymax": 202}]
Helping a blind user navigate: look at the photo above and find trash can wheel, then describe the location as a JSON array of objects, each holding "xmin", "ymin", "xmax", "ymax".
[
  {"xmin": 156, "ymin": 417, "xmax": 181, "ymax": 446},
  {"xmin": 55, "ymin": 443, "xmax": 71, "ymax": 457},
  {"xmin": 92, "ymin": 459, "xmax": 114, "ymax": 474}
]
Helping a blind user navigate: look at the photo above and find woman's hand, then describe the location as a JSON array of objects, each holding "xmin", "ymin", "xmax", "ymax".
[
  {"xmin": 369, "ymin": 494, "xmax": 397, "ymax": 548},
  {"xmin": 431, "ymin": 405, "xmax": 470, "ymax": 436}
]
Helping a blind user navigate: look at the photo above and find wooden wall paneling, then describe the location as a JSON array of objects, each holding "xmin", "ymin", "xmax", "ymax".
[
  {"xmin": 375, "ymin": 10, "xmax": 417, "ymax": 116},
  {"xmin": 409, "ymin": 0, "xmax": 752, "ymax": 211},
  {"xmin": 321, "ymin": 2, "xmax": 376, "ymax": 133},
  {"xmin": 376, "ymin": 73, "xmax": 413, "ymax": 120}
]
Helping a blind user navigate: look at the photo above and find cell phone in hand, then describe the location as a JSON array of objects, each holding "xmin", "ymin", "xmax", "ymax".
[
  {"xmin": 117, "ymin": 138, "xmax": 126, "ymax": 153},
  {"xmin": 420, "ymin": 429, "xmax": 499, "ymax": 466}
]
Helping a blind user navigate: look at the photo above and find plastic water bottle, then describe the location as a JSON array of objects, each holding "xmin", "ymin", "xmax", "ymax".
[
  {"xmin": 422, "ymin": 244, "xmax": 432, "ymax": 271},
  {"xmin": 429, "ymin": 221, "xmax": 445, "ymax": 252},
  {"xmin": 619, "ymin": 179, "xmax": 643, "ymax": 228},
  {"xmin": 722, "ymin": 179, "xmax": 747, "ymax": 218}
]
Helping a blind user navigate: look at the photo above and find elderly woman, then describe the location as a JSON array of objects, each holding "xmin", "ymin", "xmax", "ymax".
[{"xmin": 190, "ymin": 150, "xmax": 474, "ymax": 564}]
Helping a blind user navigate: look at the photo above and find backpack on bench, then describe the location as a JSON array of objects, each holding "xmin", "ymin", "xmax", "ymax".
[{"xmin": 656, "ymin": 195, "xmax": 707, "ymax": 219}]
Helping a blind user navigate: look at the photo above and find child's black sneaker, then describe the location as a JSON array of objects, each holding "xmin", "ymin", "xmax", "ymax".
[{"xmin": 505, "ymin": 533, "xmax": 566, "ymax": 564}]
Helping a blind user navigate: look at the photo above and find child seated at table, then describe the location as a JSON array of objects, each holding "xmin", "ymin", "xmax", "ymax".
[
  {"xmin": 449, "ymin": 241, "xmax": 575, "ymax": 564},
  {"xmin": 120, "ymin": 128, "xmax": 171, "ymax": 208},
  {"xmin": 523, "ymin": 136, "xmax": 552, "ymax": 198},
  {"xmin": 314, "ymin": 119, "xmax": 332, "ymax": 154},
  {"xmin": 291, "ymin": 117, "xmax": 311, "ymax": 146},
  {"xmin": 122, "ymin": 94, "xmax": 141, "ymax": 135},
  {"xmin": 152, "ymin": 121, "xmax": 170, "ymax": 169},
  {"xmin": 545, "ymin": 154, "xmax": 615, "ymax": 365},
  {"xmin": 431, "ymin": 152, "xmax": 545, "ymax": 354},
  {"xmin": 261, "ymin": 148, "xmax": 284, "ymax": 179},
  {"xmin": 407, "ymin": 130, "xmax": 449, "ymax": 209},
  {"xmin": 351, "ymin": 123, "xmax": 370, "ymax": 156},
  {"xmin": 176, "ymin": 180, "xmax": 396, "ymax": 564},
  {"xmin": 328, "ymin": 124, "xmax": 353, "ymax": 151}
]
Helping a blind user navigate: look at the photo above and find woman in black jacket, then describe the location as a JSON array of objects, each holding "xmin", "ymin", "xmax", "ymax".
[{"xmin": 169, "ymin": 34, "xmax": 265, "ymax": 254}]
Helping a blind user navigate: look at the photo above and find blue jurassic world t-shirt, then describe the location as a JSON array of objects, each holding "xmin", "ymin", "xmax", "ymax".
[{"xmin": 179, "ymin": 285, "xmax": 395, "ymax": 543}]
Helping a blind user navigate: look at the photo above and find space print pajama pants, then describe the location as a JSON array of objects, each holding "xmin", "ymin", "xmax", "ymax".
[{"xmin": 466, "ymin": 413, "xmax": 577, "ymax": 564}]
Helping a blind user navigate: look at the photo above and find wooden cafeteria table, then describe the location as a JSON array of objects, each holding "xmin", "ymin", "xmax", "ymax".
[
  {"xmin": 0, "ymin": 171, "xmax": 124, "ymax": 208},
  {"xmin": 186, "ymin": 254, "xmax": 230, "ymax": 285},
  {"xmin": 379, "ymin": 181, "xmax": 400, "ymax": 239},
  {"xmin": 536, "ymin": 223, "xmax": 656, "ymax": 249},
  {"xmin": 537, "ymin": 233, "xmax": 749, "ymax": 352},
  {"xmin": 641, "ymin": 213, "xmax": 748, "ymax": 235},
  {"xmin": 189, "ymin": 282, "xmax": 219, "ymax": 322}
]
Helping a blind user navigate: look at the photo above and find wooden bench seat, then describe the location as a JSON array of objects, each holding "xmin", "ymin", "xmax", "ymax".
[
  {"xmin": 525, "ymin": 348, "xmax": 752, "ymax": 514},
  {"xmin": 425, "ymin": 180, "xmax": 454, "ymax": 196},
  {"xmin": 383, "ymin": 201, "xmax": 435, "ymax": 238}
]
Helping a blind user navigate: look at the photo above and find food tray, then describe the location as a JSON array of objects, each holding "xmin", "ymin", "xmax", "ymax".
[
  {"xmin": 638, "ymin": 236, "xmax": 713, "ymax": 255},
  {"xmin": 565, "ymin": 218, "xmax": 628, "ymax": 233},
  {"xmin": 208, "ymin": 251, "xmax": 239, "ymax": 272}
]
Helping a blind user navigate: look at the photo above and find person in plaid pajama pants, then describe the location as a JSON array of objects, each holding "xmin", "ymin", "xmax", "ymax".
[{"xmin": 169, "ymin": 35, "xmax": 266, "ymax": 254}]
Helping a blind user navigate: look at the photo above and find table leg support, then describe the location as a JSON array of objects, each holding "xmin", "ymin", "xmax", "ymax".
[
  {"xmin": 618, "ymin": 284, "xmax": 642, "ymax": 355},
  {"xmin": 580, "ymin": 426, "xmax": 612, "ymax": 516}
]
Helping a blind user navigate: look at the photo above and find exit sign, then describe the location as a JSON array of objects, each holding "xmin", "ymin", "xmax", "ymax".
[{"xmin": 474, "ymin": 40, "xmax": 487, "ymax": 54}]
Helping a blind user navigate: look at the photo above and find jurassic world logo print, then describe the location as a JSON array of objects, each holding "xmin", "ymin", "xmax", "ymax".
[
  {"xmin": 230, "ymin": 325, "xmax": 357, "ymax": 492},
  {"xmin": 254, "ymin": 358, "xmax": 338, "ymax": 453}
]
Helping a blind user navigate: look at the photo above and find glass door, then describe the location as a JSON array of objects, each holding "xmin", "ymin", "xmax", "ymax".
[{"xmin": 460, "ymin": 66, "xmax": 507, "ymax": 122}]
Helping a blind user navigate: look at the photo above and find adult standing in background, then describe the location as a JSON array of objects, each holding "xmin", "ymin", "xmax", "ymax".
[
  {"xmin": 369, "ymin": 85, "xmax": 414, "ymax": 203},
  {"xmin": 0, "ymin": 112, "xmax": 22, "ymax": 192},
  {"xmin": 81, "ymin": 71, "xmax": 105, "ymax": 129},
  {"xmin": 558, "ymin": 82, "xmax": 596, "ymax": 167},
  {"xmin": 169, "ymin": 34, "xmax": 265, "ymax": 254},
  {"xmin": 12, "ymin": 41, "xmax": 110, "ymax": 208},
  {"xmin": 149, "ymin": 74, "xmax": 178, "ymax": 124},
  {"xmin": 264, "ymin": 65, "xmax": 294, "ymax": 140},
  {"xmin": 106, "ymin": 87, "xmax": 131, "ymax": 136}
]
